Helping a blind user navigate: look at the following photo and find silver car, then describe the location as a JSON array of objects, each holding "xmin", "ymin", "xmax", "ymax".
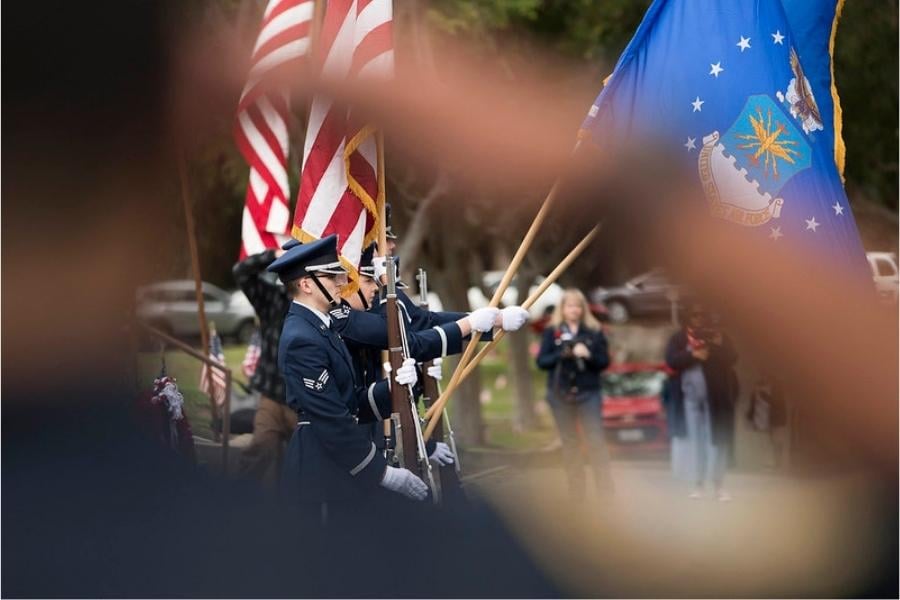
[
  {"xmin": 590, "ymin": 269, "xmax": 690, "ymax": 324},
  {"xmin": 136, "ymin": 280, "xmax": 257, "ymax": 342}
]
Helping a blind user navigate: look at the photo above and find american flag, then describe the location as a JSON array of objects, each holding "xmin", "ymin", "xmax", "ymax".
[
  {"xmin": 235, "ymin": 0, "xmax": 315, "ymax": 259},
  {"xmin": 292, "ymin": 0, "xmax": 393, "ymax": 281},
  {"xmin": 241, "ymin": 329, "xmax": 262, "ymax": 379},
  {"xmin": 199, "ymin": 330, "xmax": 228, "ymax": 407}
]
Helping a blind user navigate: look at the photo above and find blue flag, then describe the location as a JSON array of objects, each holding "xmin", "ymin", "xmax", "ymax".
[
  {"xmin": 781, "ymin": 0, "xmax": 846, "ymax": 177},
  {"xmin": 580, "ymin": 0, "xmax": 866, "ymax": 276}
]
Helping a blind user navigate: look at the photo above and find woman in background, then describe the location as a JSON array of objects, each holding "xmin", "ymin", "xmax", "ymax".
[
  {"xmin": 665, "ymin": 303, "xmax": 739, "ymax": 501},
  {"xmin": 536, "ymin": 288, "xmax": 613, "ymax": 502}
]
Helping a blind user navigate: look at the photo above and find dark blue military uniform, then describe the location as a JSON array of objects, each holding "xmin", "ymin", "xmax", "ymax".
[
  {"xmin": 330, "ymin": 301, "xmax": 464, "ymax": 456},
  {"xmin": 268, "ymin": 235, "xmax": 396, "ymax": 514},
  {"xmin": 278, "ymin": 302, "xmax": 393, "ymax": 509},
  {"xmin": 331, "ymin": 301, "xmax": 464, "ymax": 366},
  {"xmin": 374, "ymin": 288, "xmax": 467, "ymax": 331}
]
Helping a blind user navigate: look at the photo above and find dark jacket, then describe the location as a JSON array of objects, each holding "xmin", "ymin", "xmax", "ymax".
[
  {"xmin": 232, "ymin": 250, "xmax": 289, "ymax": 403},
  {"xmin": 331, "ymin": 300, "xmax": 464, "ymax": 454},
  {"xmin": 374, "ymin": 288, "xmax": 466, "ymax": 330},
  {"xmin": 664, "ymin": 329, "xmax": 738, "ymax": 445},
  {"xmin": 279, "ymin": 303, "xmax": 392, "ymax": 506},
  {"xmin": 536, "ymin": 323, "xmax": 610, "ymax": 396}
]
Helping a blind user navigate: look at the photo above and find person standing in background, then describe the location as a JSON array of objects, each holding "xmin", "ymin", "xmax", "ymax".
[
  {"xmin": 665, "ymin": 303, "xmax": 739, "ymax": 501},
  {"xmin": 232, "ymin": 247, "xmax": 295, "ymax": 486},
  {"xmin": 536, "ymin": 288, "xmax": 613, "ymax": 502}
]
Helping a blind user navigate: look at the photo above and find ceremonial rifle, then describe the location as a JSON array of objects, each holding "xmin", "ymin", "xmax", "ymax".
[
  {"xmin": 385, "ymin": 256, "xmax": 438, "ymax": 501},
  {"xmin": 416, "ymin": 269, "xmax": 462, "ymax": 482}
]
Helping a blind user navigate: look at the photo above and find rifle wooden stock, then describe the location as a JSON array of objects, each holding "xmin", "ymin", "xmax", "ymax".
[
  {"xmin": 387, "ymin": 296, "xmax": 419, "ymax": 472},
  {"xmin": 385, "ymin": 259, "xmax": 418, "ymax": 471},
  {"xmin": 418, "ymin": 268, "xmax": 463, "ymax": 495}
]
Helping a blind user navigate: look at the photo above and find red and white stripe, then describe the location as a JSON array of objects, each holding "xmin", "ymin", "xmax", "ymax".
[
  {"xmin": 199, "ymin": 334, "xmax": 228, "ymax": 407},
  {"xmin": 235, "ymin": 0, "xmax": 315, "ymax": 259},
  {"xmin": 292, "ymin": 0, "xmax": 393, "ymax": 276}
]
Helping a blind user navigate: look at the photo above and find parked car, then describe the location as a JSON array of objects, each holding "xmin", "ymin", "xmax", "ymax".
[
  {"xmin": 467, "ymin": 271, "xmax": 563, "ymax": 319},
  {"xmin": 866, "ymin": 251, "xmax": 899, "ymax": 303},
  {"xmin": 601, "ymin": 363, "xmax": 669, "ymax": 454},
  {"xmin": 136, "ymin": 280, "xmax": 257, "ymax": 343},
  {"xmin": 590, "ymin": 268, "xmax": 689, "ymax": 324}
]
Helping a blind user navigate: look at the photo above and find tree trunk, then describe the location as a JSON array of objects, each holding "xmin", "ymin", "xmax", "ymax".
[
  {"xmin": 451, "ymin": 343, "xmax": 485, "ymax": 447},
  {"xmin": 437, "ymin": 244, "xmax": 485, "ymax": 447}
]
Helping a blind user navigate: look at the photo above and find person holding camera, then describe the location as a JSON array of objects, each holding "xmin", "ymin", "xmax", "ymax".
[
  {"xmin": 665, "ymin": 302, "xmax": 738, "ymax": 501},
  {"xmin": 536, "ymin": 288, "xmax": 613, "ymax": 502}
]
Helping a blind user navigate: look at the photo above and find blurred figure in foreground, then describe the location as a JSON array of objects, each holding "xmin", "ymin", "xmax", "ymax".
[
  {"xmin": 537, "ymin": 288, "xmax": 612, "ymax": 501},
  {"xmin": 232, "ymin": 247, "xmax": 295, "ymax": 487},
  {"xmin": 665, "ymin": 303, "xmax": 739, "ymax": 500}
]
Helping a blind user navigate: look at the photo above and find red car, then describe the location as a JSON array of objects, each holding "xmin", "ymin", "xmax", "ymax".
[{"xmin": 601, "ymin": 362, "xmax": 670, "ymax": 454}]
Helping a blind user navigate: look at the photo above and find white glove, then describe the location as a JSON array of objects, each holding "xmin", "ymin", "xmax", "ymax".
[
  {"xmin": 385, "ymin": 358, "xmax": 418, "ymax": 387},
  {"xmin": 500, "ymin": 306, "xmax": 530, "ymax": 332},
  {"xmin": 372, "ymin": 256, "xmax": 388, "ymax": 280},
  {"xmin": 380, "ymin": 466, "xmax": 428, "ymax": 501},
  {"xmin": 426, "ymin": 357, "xmax": 442, "ymax": 380},
  {"xmin": 429, "ymin": 441, "xmax": 455, "ymax": 466},
  {"xmin": 467, "ymin": 307, "xmax": 500, "ymax": 333}
]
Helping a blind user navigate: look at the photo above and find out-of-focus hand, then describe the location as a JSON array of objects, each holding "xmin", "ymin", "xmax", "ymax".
[
  {"xmin": 573, "ymin": 342, "xmax": 591, "ymax": 359},
  {"xmin": 692, "ymin": 347, "xmax": 710, "ymax": 361}
]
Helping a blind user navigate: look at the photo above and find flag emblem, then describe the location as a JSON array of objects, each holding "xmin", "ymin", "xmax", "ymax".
[
  {"xmin": 722, "ymin": 95, "xmax": 811, "ymax": 185},
  {"xmin": 776, "ymin": 48, "xmax": 824, "ymax": 135},
  {"xmin": 699, "ymin": 94, "xmax": 811, "ymax": 228}
]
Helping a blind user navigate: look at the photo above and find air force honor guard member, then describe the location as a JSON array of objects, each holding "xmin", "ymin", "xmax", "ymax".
[{"xmin": 268, "ymin": 235, "xmax": 429, "ymax": 520}]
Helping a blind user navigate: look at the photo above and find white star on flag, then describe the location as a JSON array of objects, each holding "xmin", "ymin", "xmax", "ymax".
[
  {"xmin": 684, "ymin": 137, "xmax": 696, "ymax": 151},
  {"xmin": 832, "ymin": 202, "xmax": 844, "ymax": 215},
  {"xmin": 772, "ymin": 31, "xmax": 785, "ymax": 45},
  {"xmin": 737, "ymin": 36, "xmax": 751, "ymax": 51},
  {"xmin": 805, "ymin": 217, "xmax": 820, "ymax": 232},
  {"xmin": 769, "ymin": 226, "xmax": 783, "ymax": 241},
  {"xmin": 709, "ymin": 62, "xmax": 724, "ymax": 77},
  {"xmin": 691, "ymin": 96, "xmax": 704, "ymax": 112}
]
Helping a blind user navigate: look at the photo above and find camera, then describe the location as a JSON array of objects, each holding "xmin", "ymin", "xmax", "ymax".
[
  {"xmin": 690, "ymin": 326, "xmax": 720, "ymax": 344},
  {"xmin": 559, "ymin": 331, "xmax": 588, "ymax": 371}
]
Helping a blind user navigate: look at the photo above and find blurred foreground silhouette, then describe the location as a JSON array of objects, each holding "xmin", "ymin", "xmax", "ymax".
[{"xmin": 3, "ymin": 2, "xmax": 895, "ymax": 597}]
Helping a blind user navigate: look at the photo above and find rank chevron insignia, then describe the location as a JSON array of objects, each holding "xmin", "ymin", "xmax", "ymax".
[{"xmin": 303, "ymin": 369, "xmax": 330, "ymax": 391}]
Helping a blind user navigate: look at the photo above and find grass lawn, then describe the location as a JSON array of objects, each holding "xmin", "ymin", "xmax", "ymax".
[
  {"xmin": 136, "ymin": 337, "xmax": 557, "ymax": 451},
  {"xmin": 459, "ymin": 338, "xmax": 558, "ymax": 451}
]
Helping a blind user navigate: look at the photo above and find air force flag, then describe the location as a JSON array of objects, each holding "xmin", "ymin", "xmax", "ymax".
[{"xmin": 580, "ymin": 0, "xmax": 867, "ymax": 276}]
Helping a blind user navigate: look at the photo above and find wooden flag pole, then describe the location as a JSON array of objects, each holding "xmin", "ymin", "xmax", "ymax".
[
  {"xmin": 178, "ymin": 153, "xmax": 216, "ymax": 424},
  {"xmin": 430, "ymin": 226, "xmax": 599, "ymax": 428},
  {"xmin": 424, "ymin": 225, "xmax": 598, "ymax": 439},
  {"xmin": 421, "ymin": 182, "xmax": 562, "ymax": 438},
  {"xmin": 424, "ymin": 139, "xmax": 584, "ymax": 423},
  {"xmin": 376, "ymin": 132, "xmax": 392, "ymax": 439},
  {"xmin": 178, "ymin": 154, "xmax": 210, "ymax": 357}
]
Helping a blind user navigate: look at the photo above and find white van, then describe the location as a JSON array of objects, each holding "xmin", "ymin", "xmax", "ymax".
[{"xmin": 866, "ymin": 252, "xmax": 899, "ymax": 302}]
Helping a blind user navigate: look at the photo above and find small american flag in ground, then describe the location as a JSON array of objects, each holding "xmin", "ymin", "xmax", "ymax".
[
  {"xmin": 199, "ymin": 330, "xmax": 228, "ymax": 406},
  {"xmin": 242, "ymin": 329, "xmax": 262, "ymax": 379},
  {"xmin": 235, "ymin": 0, "xmax": 315, "ymax": 258}
]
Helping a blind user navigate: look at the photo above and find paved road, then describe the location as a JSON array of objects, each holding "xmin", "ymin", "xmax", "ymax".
[{"xmin": 460, "ymin": 458, "xmax": 884, "ymax": 597}]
